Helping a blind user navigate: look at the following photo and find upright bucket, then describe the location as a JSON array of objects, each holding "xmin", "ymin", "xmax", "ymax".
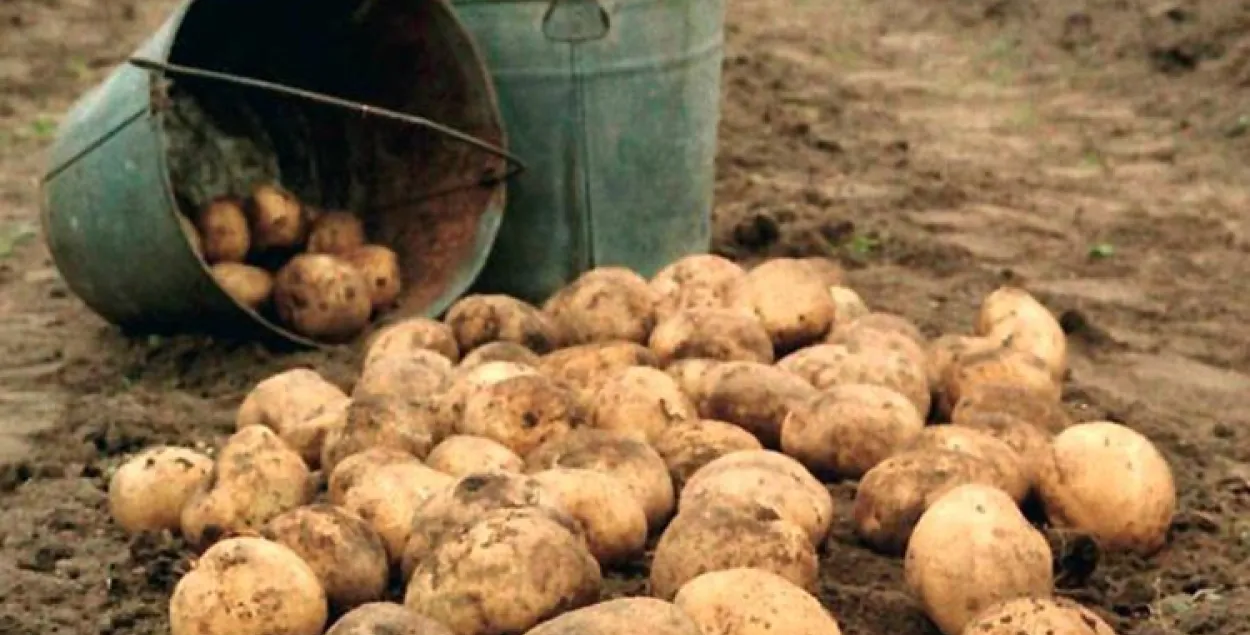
[
  {"xmin": 40, "ymin": 0, "xmax": 515, "ymax": 347},
  {"xmin": 454, "ymin": 0, "xmax": 726, "ymax": 302}
]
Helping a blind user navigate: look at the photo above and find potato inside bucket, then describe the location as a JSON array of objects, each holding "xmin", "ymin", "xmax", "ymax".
[{"xmin": 157, "ymin": 0, "xmax": 509, "ymax": 344}]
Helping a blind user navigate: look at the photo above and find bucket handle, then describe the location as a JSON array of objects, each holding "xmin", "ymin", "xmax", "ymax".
[
  {"xmin": 543, "ymin": 0, "xmax": 611, "ymax": 42},
  {"xmin": 127, "ymin": 57, "xmax": 526, "ymax": 195}
]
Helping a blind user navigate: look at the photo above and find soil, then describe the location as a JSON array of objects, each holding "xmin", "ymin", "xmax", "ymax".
[{"xmin": 2, "ymin": 0, "xmax": 1249, "ymax": 633}]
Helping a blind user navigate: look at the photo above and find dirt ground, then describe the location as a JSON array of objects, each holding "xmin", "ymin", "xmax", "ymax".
[{"xmin": 2, "ymin": 0, "xmax": 1249, "ymax": 633}]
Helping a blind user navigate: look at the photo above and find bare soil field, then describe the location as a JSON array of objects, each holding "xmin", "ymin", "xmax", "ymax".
[{"xmin": 1, "ymin": 0, "xmax": 1248, "ymax": 633}]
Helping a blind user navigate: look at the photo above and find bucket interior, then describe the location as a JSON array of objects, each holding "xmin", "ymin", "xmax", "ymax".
[{"xmin": 159, "ymin": 0, "xmax": 507, "ymax": 337}]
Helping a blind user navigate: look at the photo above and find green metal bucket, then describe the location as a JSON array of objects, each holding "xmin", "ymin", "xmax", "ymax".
[
  {"xmin": 40, "ymin": 0, "xmax": 519, "ymax": 348},
  {"xmin": 453, "ymin": 0, "xmax": 726, "ymax": 302}
]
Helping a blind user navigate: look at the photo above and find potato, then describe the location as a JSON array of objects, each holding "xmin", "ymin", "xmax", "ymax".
[
  {"xmin": 941, "ymin": 347, "xmax": 1060, "ymax": 417},
  {"xmin": 170, "ymin": 537, "xmax": 326, "ymax": 635},
  {"xmin": 526, "ymin": 428, "xmax": 675, "ymax": 530},
  {"xmin": 180, "ymin": 426, "xmax": 313, "ymax": 548},
  {"xmin": 732, "ymin": 258, "xmax": 836, "ymax": 351},
  {"xmin": 307, "ymin": 210, "xmax": 366, "ymax": 255},
  {"xmin": 778, "ymin": 343, "xmax": 930, "ymax": 416},
  {"xmin": 540, "ymin": 341, "xmax": 659, "ymax": 399},
  {"xmin": 440, "ymin": 361, "xmax": 541, "ymax": 430},
  {"xmin": 648, "ymin": 309, "xmax": 774, "ymax": 365},
  {"xmin": 343, "ymin": 245, "xmax": 403, "ymax": 311},
  {"xmin": 523, "ymin": 597, "xmax": 701, "ymax": 635},
  {"xmin": 976, "ymin": 286, "xmax": 1068, "ymax": 381},
  {"xmin": 532, "ymin": 467, "xmax": 648, "ymax": 565},
  {"xmin": 353, "ymin": 351, "xmax": 452, "ymax": 401},
  {"xmin": 237, "ymin": 368, "xmax": 348, "ymax": 436},
  {"xmin": 902, "ymin": 426, "xmax": 1029, "ymax": 502},
  {"xmin": 339, "ymin": 460, "xmax": 456, "ymax": 562},
  {"xmin": 680, "ymin": 450, "xmax": 834, "ymax": 546},
  {"xmin": 954, "ymin": 411, "xmax": 1053, "ymax": 486},
  {"xmin": 925, "ymin": 335, "xmax": 1001, "ymax": 398},
  {"xmin": 962, "ymin": 597, "xmax": 1117, "ymax": 635},
  {"xmin": 274, "ymin": 254, "xmax": 373, "ymax": 341},
  {"xmin": 797, "ymin": 257, "xmax": 845, "ymax": 287},
  {"xmin": 108, "ymin": 446, "xmax": 213, "ymax": 534},
  {"xmin": 650, "ymin": 501, "xmax": 818, "ymax": 601},
  {"xmin": 327, "ymin": 447, "xmax": 421, "ymax": 504},
  {"xmin": 827, "ymin": 316, "xmax": 928, "ymax": 373},
  {"xmin": 457, "ymin": 373, "xmax": 586, "ymax": 456},
  {"xmin": 1037, "ymin": 421, "xmax": 1176, "ymax": 556},
  {"xmin": 426, "ymin": 435, "xmax": 524, "ymax": 477},
  {"xmin": 262, "ymin": 505, "xmax": 389, "ymax": 611},
  {"xmin": 209, "ymin": 262, "xmax": 273, "ymax": 310},
  {"xmin": 404, "ymin": 507, "xmax": 602, "ymax": 635},
  {"xmin": 650, "ymin": 254, "xmax": 748, "ymax": 322},
  {"xmin": 904, "ymin": 484, "xmax": 1053, "ymax": 635},
  {"xmin": 248, "ymin": 183, "xmax": 307, "ymax": 251},
  {"xmin": 321, "ymin": 394, "xmax": 447, "ymax": 474},
  {"xmin": 458, "ymin": 341, "xmax": 541, "ymax": 370},
  {"xmin": 699, "ymin": 361, "xmax": 817, "ymax": 448},
  {"xmin": 196, "ymin": 196, "xmax": 250, "ymax": 263},
  {"xmin": 445, "ymin": 295, "xmax": 561, "ymax": 354},
  {"xmin": 673, "ymin": 568, "xmax": 843, "ymax": 635},
  {"xmin": 827, "ymin": 286, "xmax": 869, "ymax": 325},
  {"xmin": 365, "ymin": 317, "xmax": 461, "ymax": 367},
  {"xmin": 780, "ymin": 383, "xmax": 925, "ymax": 479},
  {"xmin": 851, "ymin": 448, "xmax": 1005, "ymax": 555},
  {"xmin": 832, "ymin": 311, "xmax": 925, "ymax": 345},
  {"xmin": 327, "ymin": 603, "xmax": 456, "ymax": 635},
  {"xmin": 651, "ymin": 419, "xmax": 763, "ymax": 491},
  {"xmin": 951, "ymin": 381, "xmax": 1073, "ymax": 434},
  {"xmin": 591, "ymin": 366, "xmax": 696, "ymax": 443},
  {"xmin": 179, "ymin": 212, "xmax": 205, "ymax": 259},
  {"xmin": 280, "ymin": 397, "xmax": 350, "ymax": 469},
  {"xmin": 543, "ymin": 267, "xmax": 658, "ymax": 345}
]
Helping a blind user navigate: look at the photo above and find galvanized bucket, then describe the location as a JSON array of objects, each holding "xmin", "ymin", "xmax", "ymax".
[{"xmin": 40, "ymin": 0, "xmax": 521, "ymax": 348}]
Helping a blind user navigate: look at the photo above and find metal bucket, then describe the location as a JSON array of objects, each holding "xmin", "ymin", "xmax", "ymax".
[{"xmin": 40, "ymin": 0, "xmax": 519, "ymax": 347}]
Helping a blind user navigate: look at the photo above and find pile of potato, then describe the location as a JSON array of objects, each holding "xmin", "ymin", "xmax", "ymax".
[
  {"xmin": 180, "ymin": 182, "xmax": 402, "ymax": 341},
  {"xmin": 106, "ymin": 254, "xmax": 1178, "ymax": 635}
]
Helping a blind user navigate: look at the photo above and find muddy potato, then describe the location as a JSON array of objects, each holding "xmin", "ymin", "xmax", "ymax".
[
  {"xmin": 457, "ymin": 373, "xmax": 586, "ymax": 456},
  {"xmin": 210, "ymin": 262, "xmax": 274, "ymax": 310},
  {"xmin": 827, "ymin": 286, "xmax": 869, "ymax": 325},
  {"xmin": 306, "ymin": 210, "xmax": 366, "ymax": 255},
  {"xmin": 680, "ymin": 450, "xmax": 834, "ymax": 546},
  {"xmin": 196, "ymin": 196, "xmax": 250, "ymax": 263},
  {"xmin": 851, "ymin": 448, "xmax": 1005, "ymax": 555},
  {"xmin": 902, "ymin": 426, "xmax": 1030, "ymax": 503},
  {"xmin": 108, "ymin": 446, "xmax": 213, "ymax": 534},
  {"xmin": 539, "ymin": 341, "xmax": 659, "ymax": 399},
  {"xmin": 327, "ymin": 447, "xmax": 422, "ymax": 504},
  {"xmin": 674, "ymin": 568, "xmax": 843, "ymax": 635},
  {"xmin": 426, "ymin": 435, "xmax": 524, "ymax": 477},
  {"xmin": 954, "ymin": 411, "xmax": 1053, "ymax": 486},
  {"xmin": 170, "ymin": 537, "xmax": 327, "ymax": 635},
  {"xmin": 532, "ymin": 467, "xmax": 649, "ymax": 565},
  {"xmin": 327, "ymin": 603, "xmax": 456, "ymax": 635},
  {"xmin": 458, "ymin": 341, "xmax": 541, "ymax": 370},
  {"xmin": 833, "ymin": 312, "xmax": 926, "ymax": 345},
  {"xmin": 941, "ymin": 347, "xmax": 1060, "ymax": 418},
  {"xmin": 440, "ymin": 361, "xmax": 541, "ymax": 429},
  {"xmin": 405, "ymin": 507, "xmax": 602, "ymax": 635},
  {"xmin": 237, "ymin": 368, "xmax": 348, "ymax": 436},
  {"xmin": 343, "ymin": 245, "xmax": 403, "ymax": 311},
  {"xmin": 180, "ymin": 426, "xmax": 313, "ymax": 548},
  {"xmin": 780, "ymin": 383, "xmax": 925, "ymax": 479},
  {"xmin": 274, "ymin": 254, "xmax": 373, "ymax": 341},
  {"xmin": 590, "ymin": 366, "xmax": 697, "ymax": 443},
  {"xmin": 1037, "ymin": 421, "xmax": 1176, "ymax": 556},
  {"xmin": 827, "ymin": 316, "xmax": 928, "ymax": 373},
  {"xmin": 339, "ymin": 460, "xmax": 456, "ymax": 562},
  {"xmin": 976, "ymin": 286, "xmax": 1068, "ymax": 381},
  {"xmin": 652, "ymin": 419, "xmax": 763, "ymax": 491},
  {"xmin": 778, "ymin": 342, "xmax": 930, "ymax": 416},
  {"xmin": 700, "ymin": 361, "xmax": 817, "ymax": 448},
  {"xmin": 650, "ymin": 501, "xmax": 818, "ymax": 601},
  {"xmin": 664, "ymin": 358, "xmax": 724, "ymax": 412},
  {"xmin": 650, "ymin": 254, "xmax": 748, "ymax": 321},
  {"xmin": 353, "ymin": 351, "xmax": 452, "ymax": 401},
  {"xmin": 248, "ymin": 183, "xmax": 307, "ymax": 251},
  {"xmin": 543, "ymin": 267, "xmax": 659, "ymax": 345},
  {"xmin": 904, "ymin": 484, "xmax": 1054, "ymax": 635},
  {"xmin": 445, "ymin": 294, "xmax": 561, "ymax": 354},
  {"xmin": 365, "ymin": 317, "xmax": 461, "ymax": 367},
  {"xmin": 523, "ymin": 597, "xmax": 702, "ymax": 635},
  {"xmin": 732, "ymin": 258, "xmax": 836, "ymax": 351},
  {"xmin": 321, "ymin": 395, "xmax": 447, "ymax": 475},
  {"xmin": 262, "ymin": 505, "xmax": 389, "ymax": 611},
  {"xmin": 648, "ymin": 308, "xmax": 774, "ymax": 365},
  {"xmin": 526, "ymin": 428, "xmax": 675, "ymax": 530},
  {"xmin": 951, "ymin": 381, "xmax": 1073, "ymax": 434},
  {"xmin": 179, "ymin": 212, "xmax": 205, "ymax": 259},
  {"xmin": 281, "ymin": 397, "xmax": 351, "ymax": 469},
  {"xmin": 925, "ymin": 335, "xmax": 1002, "ymax": 400},
  {"xmin": 962, "ymin": 597, "xmax": 1118, "ymax": 635}
]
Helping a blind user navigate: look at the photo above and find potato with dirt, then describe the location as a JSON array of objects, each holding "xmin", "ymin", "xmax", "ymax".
[
  {"xmin": 439, "ymin": 360, "xmax": 540, "ymax": 429},
  {"xmin": 353, "ymin": 350, "xmax": 452, "ymax": 401},
  {"xmin": 426, "ymin": 435, "xmax": 524, "ymax": 477},
  {"xmin": 306, "ymin": 210, "xmax": 366, "ymax": 255},
  {"xmin": 976, "ymin": 286, "xmax": 1068, "ymax": 381},
  {"xmin": 1037, "ymin": 421, "xmax": 1176, "ymax": 556},
  {"xmin": 827, "ymin": 286, "xmax": 869, "ymax": 325},
  {"xmin": 274, "ymin": 254, "xmax": 373, "ymax": 341},
  {"xmin": 954, "ymin": 410, "xmax": 1053, "ymax": 486},
  {"xmin": 247, "ymin": 183, "xmax": 307, "ymax": 251},
  {"xmin": 664, "ymin": 358, "xmax": 723, "ymax": 408},
  {"xmin": 940, "ymin": 346, "xmax": 1060, "ymax": 417},
  {"xmin": 543, "ymin": 267, "xmax": 659, "ymax": 345},
  {"xmin": 405, "ymin": 506, "xmax": 602, "ymax": 635},
  {"xmin": 778, "ymin": 342, "xmax": 930, "ymax": 416},
  {"xmin": 170, "ymin": 536, "xmax": 327, "ymax": 635},
  {"xmin": 925, "ymin": 334, "xmax": 1001, "ymax": 396},
  {"xmin": 539, "ymin": 341, "xmax": 659, "ymax": 398},
  {"xmin": 832, "ymin": 311, "xmax": 926, "ymax": 344},
  {"xmin": 904, "ymin": 484, "xmax": 1054, "ymax": 635},
  {"xmin": 108, "ymin": 446, "xmax": 213, "ymax": 534},
  {"xmin": 236, "ymin": 368, "xmax": 348, "ymax": 440},
  {"xmin": 590, "ymin": 366, "xmax": 697, "ymax": 443},
  {"xmin": 673, "ymin": 568, "xmax": 843, "ymax": 635},
  {"xmin": 532, "ymin": 467, "xmax": 649, "ymax": 565},
  {"xmin": 699, "ymin": 361, "xmax": 817, "ymax": 448},
  {"xmin": 522, "ymin": 597, "xmax": 702, "ymax": 635},
  {"xmin": 649, "ymin": 254, "xmax": 748, "ymax": 321},
  {"xmin": 320, "ymin": 394, "xmax": 447, "ymax": 474},
  {"xmin": 457, "ymin": 372, "xmax": 586, "ymax": 456},
  {"xmin": 780, "ymin": 383, "xmax": 925, "ymax": 479},
  {"xmin": 444, "ymin": 294, "xmax": 561, "ymax": 354},
  {"xmin": 797, "ymin": 256, "xmax": 845, "ymax": 287},
  {"xmin": 650, "ymin": 500, "xmax": 818, "ymax": 601},
  {"xmin": 526, "ymin": 428, "xmax": 675, "ymax": 530},
  {"xmin": 961, "ymin": 597, "xmax": 1118, "ymax": 635},
  {"xmin": 327, "ymin": 603, "xmax": 456, "ymax": 635},
  {"xmin": 279, "ymin": 397, "xmax": 350, "ymax": 469},
  {"xmin": 902, "ymin": 425, "xmax": 1030, "ymax": 502},
  {"xmin": 210, "ymin": 262, "xmax": 274, "ymax": 311},
  {"xmin": 951, "ymin": 381, "xmax": 1073, "ymax": 434},
  {"xmin": 196, "ymin": 196, "xmax": 250, "ymax": 263},
  {"xmin": 648, "ymin": 308, "xmax": 774, "ymax": 365},
  {"xmin": 262, "ymin": 504, "xmax": 389, "ymax": 612},
  {"xmin": 340, "ymin": 245, "xmax": 402, "ymax": 311},
  {"xmin": 827, "ymin": 312, "xmax": 928, "ymax": 371},
  {"xmin": 364, "ymin": 317, "xmax": 461, "ymax": 366},
  {"xmin": 651, "ymin": 419, "xmax": 763, "ymax": 491},
  {"xmin": 731, "ymin": 258, "xmax": 836, "ymax": 351},
  {"xmin": 458, "ymin": 341, "xmax": 542, "ymax": 370},
  {"xmin": 327, "ymin": 447, "xmax": 424, "ymax": 504},
  {"xmin": 180, "ymin": 426, "xmax": 313, "ymax": 548},
  {"xmin": 679, "ymin": 450, "xmax": 834, "ymax": 546},
  {"xmin": 336, "ymin": 458, "xmax": 456, "ymax": 562}
]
